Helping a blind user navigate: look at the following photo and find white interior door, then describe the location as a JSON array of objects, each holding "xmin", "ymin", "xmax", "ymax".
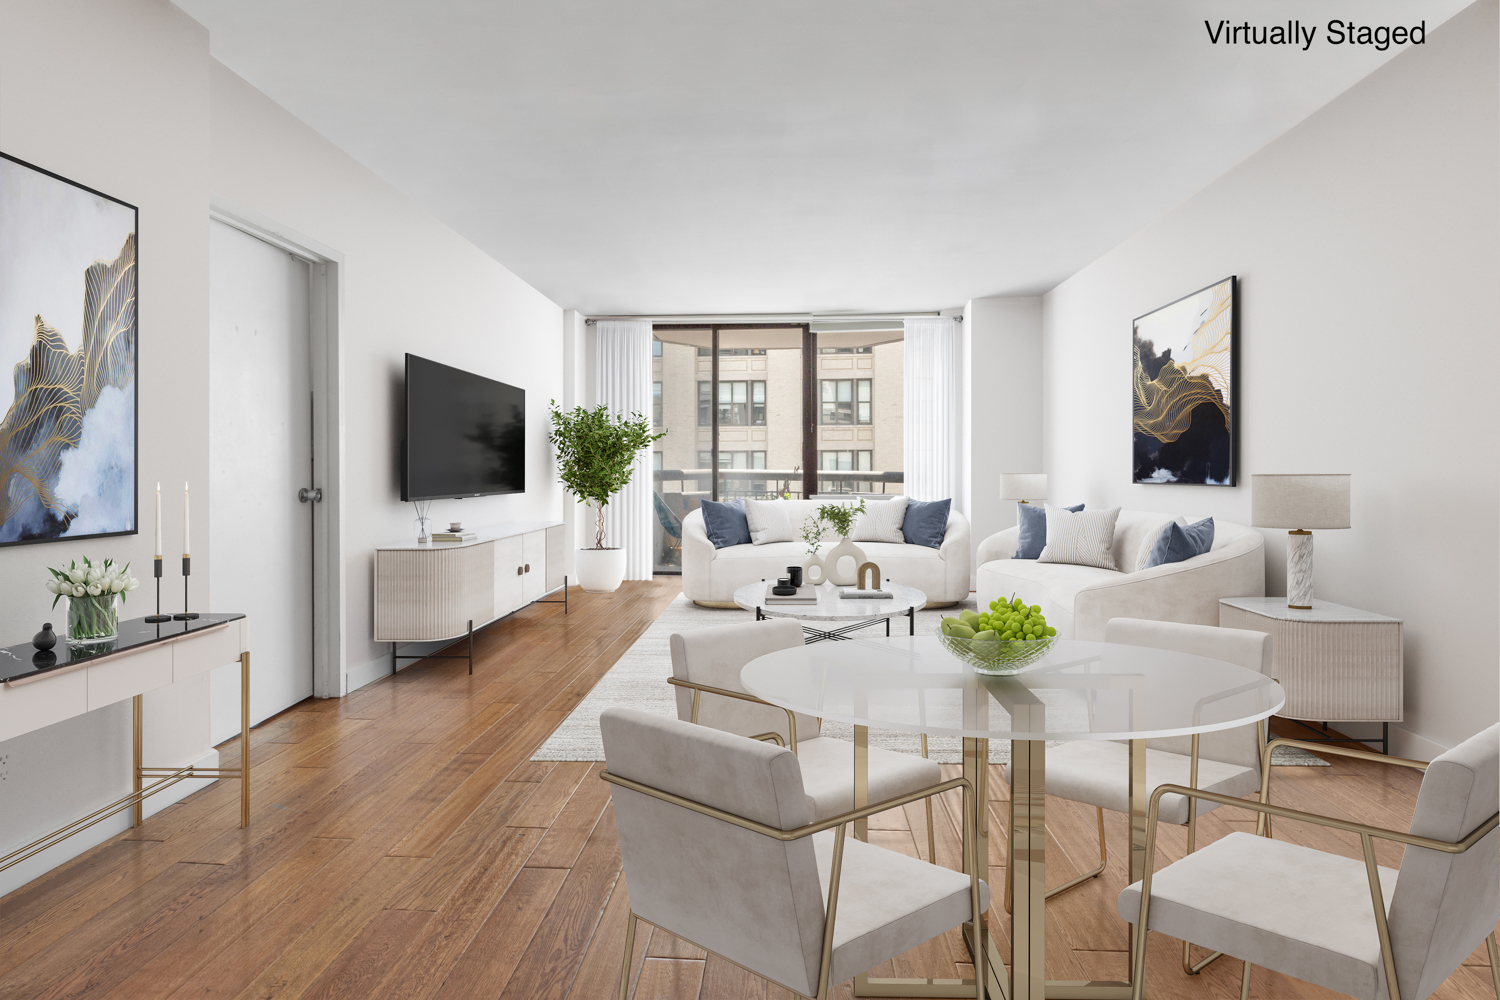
[{"xmin": 208, "ymin": 218, "xmax": 313, "ymax": 743}]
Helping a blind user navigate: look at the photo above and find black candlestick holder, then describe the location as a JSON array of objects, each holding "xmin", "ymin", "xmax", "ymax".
[
  {"xmin": 173, "ymin": 555, "xmax": 199, "ymax": 621},
  {"xmin": 145, "ymin": 556, "xmax": 171, "ymax": 623}
]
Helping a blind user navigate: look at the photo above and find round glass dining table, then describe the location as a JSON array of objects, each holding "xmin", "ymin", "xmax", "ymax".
[{"xmin": 740, "ymin": 635, "xmax": 1285, "ymax": 1000}]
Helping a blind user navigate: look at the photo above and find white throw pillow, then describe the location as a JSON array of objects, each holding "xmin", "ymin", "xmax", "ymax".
[
  {"xmin": 850, "ymin": 495, "xmax": 909, "ymax": 543},
  {"xmin": 743, "ymin": 498, "xmax": 795, "ymax": 545},
  {"xmin": 1135, "ymin": 516, "xmax": 1189, "ymax": 572},
  {"xmin": 1038, "ymin": 504, "xmax": 1122, "ymax": 571}
]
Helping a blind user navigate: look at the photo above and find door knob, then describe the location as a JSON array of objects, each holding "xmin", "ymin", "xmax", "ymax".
[{"xmin": 298, "ymin": 487, "xmax": 323, "ymax": 503}]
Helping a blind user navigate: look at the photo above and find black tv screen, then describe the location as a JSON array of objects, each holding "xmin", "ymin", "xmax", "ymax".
[{"xmin": 402, "ymin": 354, "xmax": 525, "ymax": 500}]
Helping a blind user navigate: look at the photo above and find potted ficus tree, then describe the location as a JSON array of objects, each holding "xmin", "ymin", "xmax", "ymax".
[{"xmin": 549, "ymin": 401, "xmax": 665, "ymax": 593}]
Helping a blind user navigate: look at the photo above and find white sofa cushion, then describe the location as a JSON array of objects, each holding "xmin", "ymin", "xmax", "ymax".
[
  {"xmin": 1038, "ymin": 505, "xmax": 1121, "ymax": 570},
  {"xmin": 745, "ymin": 497, "xmax": 796, "ymax": 544},
  {"xmin": 850, "ymin": 495, "xmax": 908, "ymax": 543}
]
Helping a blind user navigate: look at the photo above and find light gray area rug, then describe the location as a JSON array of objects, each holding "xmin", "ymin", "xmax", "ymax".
[{"xmin": 531, "ymin": 594, "xmax": 1328, "ymax": 767}]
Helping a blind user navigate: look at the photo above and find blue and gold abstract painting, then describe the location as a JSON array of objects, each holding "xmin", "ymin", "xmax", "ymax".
[{"xmin": 0, "ymin": 153, "xmax": 137, "ymax": 543}]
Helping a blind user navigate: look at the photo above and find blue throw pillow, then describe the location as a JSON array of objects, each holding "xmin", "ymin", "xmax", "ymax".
[
  {"xmin": 1014, "ymin": 503, "xmax": 1083, "ymax": 559},
  {"xmin": 902, "ymin": 498, "xmax": 951, "ymax": 548},
  {"xmin": 700, "ymin": 498, "xmax": 750, "ymax": 548},
  {"xmin": 1143, "ymin": 517, "xmax": 1215, "ymax": 569}
]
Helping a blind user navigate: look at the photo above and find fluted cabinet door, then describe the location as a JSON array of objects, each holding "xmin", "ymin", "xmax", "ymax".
[
  {"xmin": 522, "ymin": 532, "xmax": 545, "ymax": 601},
  {"xmin": 494, "ymin": 536, "xmax": 525, "ymax": 618}
]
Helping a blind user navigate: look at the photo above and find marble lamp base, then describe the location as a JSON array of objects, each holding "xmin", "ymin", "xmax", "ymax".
[{"xmin": 1286, "ymin": 530, "xmax": 1314, "ymax": 608}]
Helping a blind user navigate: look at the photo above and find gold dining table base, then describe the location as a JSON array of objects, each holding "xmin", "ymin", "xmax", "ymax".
[{"xmin": 852, "ymin": 722, "xmax": 1150, "ymax": 999}]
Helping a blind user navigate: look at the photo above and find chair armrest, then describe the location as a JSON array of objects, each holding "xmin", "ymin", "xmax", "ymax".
[
  {"xmin": 666, "ymin": 676, "xmax": 802, "ymax": 751},
  {"xmin": 938, "ymin": 509, "xmax": 972, "ymax": 599},
  {"xmin": 975, "ymin": 526, "xmax": 1019, "ymax": 567},
  {"xmin": 1070, "ymin": 542, "xmax": 1265, "ymax": 640},
  {"xmin": 1256, "ymin": 736, "xmax": 1429, "ymax": 836}
]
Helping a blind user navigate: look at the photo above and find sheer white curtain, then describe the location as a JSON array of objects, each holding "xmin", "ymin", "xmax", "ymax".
[
  {"xmin": 593, "ymin": 320, "xmax": 655, "ymax": 580},
  {"xmin": 903, "ymin": 317, "xmax": 962, "ymax": 502}
]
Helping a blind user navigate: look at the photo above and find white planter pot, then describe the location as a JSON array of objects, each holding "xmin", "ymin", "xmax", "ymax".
[{"xmin": 576, "ymin": 547, "xmax": 628, "ymax": 593}]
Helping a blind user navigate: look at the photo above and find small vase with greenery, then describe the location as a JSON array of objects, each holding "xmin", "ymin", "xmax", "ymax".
[
  {"xmin": 801, "ymin": 498, "xmax": 866, "ymax": 548},
  {"xmin": 549, "ymin": 401, "xmax": 665, "ymax": 592}
]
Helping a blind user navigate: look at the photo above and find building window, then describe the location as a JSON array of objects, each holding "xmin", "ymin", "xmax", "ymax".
[
  {"xmin": 652, "ymin": 381, "xmax": 662, "ymax": 427},
  {"xmin": 698, "ymin": 381, "xmax": 766, "ymax": 426},
  {"xmin": 653, "ymin": 451, "xmax": 663, "ymax": 470},
  {"xmin": 652, "ymin": 339, "xmax": 663, "ymax": 357},
  {"xmin": 819, "ymin": 450, "xmax": 873, "ymax": 472},
  {"xmin": 817, "ymin": 346, "xmax": 873, "ymax": 354},
  {"xmin": 819, "ymin": 379, "xmax": 871, "ymax": 425},
  {"xmin": 697, "ymin": 347, "xmax": 766, "ymax": 356},
  {"xmin": 699, "ymin": 450, "xmax": 766, "ymax": 469}
]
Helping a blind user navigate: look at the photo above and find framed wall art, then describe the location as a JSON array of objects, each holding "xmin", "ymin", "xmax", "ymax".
[
  {"xmin": 1132, "ymin": 275, "xmax": 1235, "ymax": 486},
  {"xmin": 0, "ymin": 152, "xmax": 137, "ymax": 543}
]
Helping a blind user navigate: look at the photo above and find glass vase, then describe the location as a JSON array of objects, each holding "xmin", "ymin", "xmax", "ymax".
[{"xmin": 67, "ymin": 593, "xmax": 118, "ymax": 646}]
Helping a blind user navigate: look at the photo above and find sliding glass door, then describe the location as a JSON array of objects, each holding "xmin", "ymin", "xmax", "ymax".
[{"xmin": 651, "ymin": 323, "xmax": 903, "ymax": 573}]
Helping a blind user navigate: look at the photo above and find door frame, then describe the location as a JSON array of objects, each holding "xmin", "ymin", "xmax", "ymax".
[{"xmin": 209, "ymin": 195, "xmax": 346, "ymax": 699}]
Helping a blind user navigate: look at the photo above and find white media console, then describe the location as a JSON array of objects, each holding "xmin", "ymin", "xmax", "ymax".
[{"xmin": 374, "ymin": 520, "xmax": 567, "ymax": 672}]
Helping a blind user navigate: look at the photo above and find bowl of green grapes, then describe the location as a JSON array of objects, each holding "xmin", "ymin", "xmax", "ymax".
[{"xmin": 937, "ymin": 597, "xmax": 1058, "ymax": 673}]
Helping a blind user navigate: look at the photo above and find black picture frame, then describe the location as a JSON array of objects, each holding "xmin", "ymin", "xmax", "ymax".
[
  {"xmin": 1131, "ymin": 275, "xmax": 1237, "ymax": 486},
  {"xmin": 0, "ymin": 150, "xmax": 139, "ymax": 545}
]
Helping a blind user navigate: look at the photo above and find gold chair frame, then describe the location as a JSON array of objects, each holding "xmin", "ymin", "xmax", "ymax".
[
  {"xmin": 600, "ymin": 769, "xmax": 985, "ymax": 1000},
  {"xmin": 1129, "ymin": 736, "xmax": 1500, "ymax": 1000},
  {"xmin": 667, "ymin": 674, "xmax": 939, "ymax": 864}
]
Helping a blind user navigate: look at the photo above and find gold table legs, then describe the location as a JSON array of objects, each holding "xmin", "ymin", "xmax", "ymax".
[
  {"xmin": 852, "ymin": 729, "xmax": 1149, "ymax": 1000},
  {"xmin": 0, "ymin": 650, "xmax": 251, "ymax": 877}
]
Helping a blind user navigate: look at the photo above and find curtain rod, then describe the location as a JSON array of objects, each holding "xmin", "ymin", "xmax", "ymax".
[{"xmin": 583, "ymin": 312, "xmax": 959, "ymax": 324}]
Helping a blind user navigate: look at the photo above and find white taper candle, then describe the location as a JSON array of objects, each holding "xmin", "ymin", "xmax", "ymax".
[
  {"xmin": 154, "ymin": 482, "xmax": 162, "ymax": 558},
  {"xmin": 183, "ymin": 482, "xmax": 190, "ymax": 558}
]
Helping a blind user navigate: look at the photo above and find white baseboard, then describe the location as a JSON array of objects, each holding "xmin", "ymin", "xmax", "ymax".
[
  {"xmin": 345, "ymin": 640, "xmax": 454, "ymax": 695},
  {"xmin": 1388, "ymin": 723, "xmax": 1451, "ymax": 763},
  {"xmin": 0, "ymin": 747, "xmax": 221, "ymax": 898}
]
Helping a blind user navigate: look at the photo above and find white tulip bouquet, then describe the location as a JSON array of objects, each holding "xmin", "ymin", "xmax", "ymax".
[{"xmin": 45, "ymin": 556, "xmax": 140, "ymax": 644}]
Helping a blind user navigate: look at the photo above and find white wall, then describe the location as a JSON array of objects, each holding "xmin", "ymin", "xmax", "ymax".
[
  {"xmin": 208, "ymin": 61, "xmax": 565, "ymax": 693},
  {"xmin": 1041, "ymin": 0, "xmax": 1499, "ymax": 758},
  {"xmin": 964, "ymin": 296, "xmax": 1042, "ymax": 586},
  {"xmin": 0, "ymin": 0, "xmax": 218, "ymax": 895}
]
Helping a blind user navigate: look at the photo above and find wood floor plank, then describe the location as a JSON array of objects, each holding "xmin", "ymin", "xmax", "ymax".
[
  {"xmin": 220, "ymin": 853, "xmax": 425, "ymax": 1000},
  {"xmin": 277, "ymin": 901, "xmax": 432, "ymax": 1000},
  {"xmin": 367, "ymin": 826, "xmax": 544, "ymax": 998},
  {"xmin": 525, "ymin": 762, "xmax": 613, "ymax": 870},
  {"xmin": 437, "ymin": 866, "xmax": 568, "ymax": 1000},
  {"xmin": 498, "ymin": 807, "xmax": 623, "ymax": 1000},
  {"xmin": 509, "ymin": 761, "xmax": 592, "ymax": 830}
]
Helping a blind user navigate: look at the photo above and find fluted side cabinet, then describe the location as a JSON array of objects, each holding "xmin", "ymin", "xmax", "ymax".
[
  {"xmin": 1220, "ymin": 596, "xmax": 1402, "ymax": 751},
  {"xmin": 374, "ymin": 521, "xmax": 565, "ymax": 642}
]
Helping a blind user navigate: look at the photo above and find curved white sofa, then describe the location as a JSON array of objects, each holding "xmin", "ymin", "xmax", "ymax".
[
  {"xmin": 975, "ymin": 509, "xmax": 1264, "ymax": 640},
  {"xmin": 681, "ymin": 499, "xmax": 971, "ymax": 607}
]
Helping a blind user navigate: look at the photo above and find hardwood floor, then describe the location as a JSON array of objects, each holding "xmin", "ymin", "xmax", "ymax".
[{"xmin": 1, "ymin": 578, "xmax": 1495, "ymax": 1000}]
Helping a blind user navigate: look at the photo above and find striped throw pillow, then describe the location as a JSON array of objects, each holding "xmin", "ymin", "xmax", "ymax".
[
  {"xmin": 850, "ymin": 496, "xmax": 909, "ymax": 543},
  {"xmin": 1038, "ymin": 504, "xmax": 1122, "ymax": 570}
]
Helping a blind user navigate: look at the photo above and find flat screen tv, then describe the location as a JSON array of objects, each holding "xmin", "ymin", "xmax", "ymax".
[{"xmin": 402, "ymin": 354, "xmax": 525, "ymax": 501}]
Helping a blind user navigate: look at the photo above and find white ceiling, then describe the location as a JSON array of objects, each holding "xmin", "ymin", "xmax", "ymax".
[{"xmin": 177, "ymin": 0, "xmax": 1466, "ymax": 315}]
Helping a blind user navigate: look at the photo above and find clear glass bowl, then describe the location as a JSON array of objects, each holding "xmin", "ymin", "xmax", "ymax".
[{"xmin": 934, "ymin": 624, "xmax": 1057, "ymax": 674}]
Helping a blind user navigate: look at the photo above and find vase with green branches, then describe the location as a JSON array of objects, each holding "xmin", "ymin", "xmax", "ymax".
[{"xmin": 549, "ymin": 401, "xmax": 665, "ymax": 592}]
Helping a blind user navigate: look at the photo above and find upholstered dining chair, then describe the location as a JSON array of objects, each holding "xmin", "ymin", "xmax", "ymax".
[
  {"xmin": 1000, "ymin": 617, "xmax": 1272, "ymax": 909},
  {"xmin": 1119, "ymin": 724, "xmax": 1500, "ymax": 1000},
  {"xmin": 599, "ymin": 707, "xmax": 989, "ymax": 1000},
  {"xmin": 669, "ymin": 619, "xmax": 941, "ymax": 857}
]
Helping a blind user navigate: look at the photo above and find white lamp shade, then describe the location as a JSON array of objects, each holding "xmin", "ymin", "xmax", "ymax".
[
  {"xmin": 999, "ymin": 473, "xmax": 1047, "ymax": 502},
  {"xmin": 1251, "ymin": 474, "xmax": 1351, "ymax": 529}
]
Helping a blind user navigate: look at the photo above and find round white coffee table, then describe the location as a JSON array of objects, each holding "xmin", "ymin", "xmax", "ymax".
[{"xmin": 732, "ymin": 580, "xmax": 926, "ymax": 642}]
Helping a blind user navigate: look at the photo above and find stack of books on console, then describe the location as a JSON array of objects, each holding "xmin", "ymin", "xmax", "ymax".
[
  {"xmin": 764, "ymin": 584, "xmax": 818, "ymax": 605},
  {"xmin": 431, "ymin": 530, "xmax": 478, "ymax": 543}
]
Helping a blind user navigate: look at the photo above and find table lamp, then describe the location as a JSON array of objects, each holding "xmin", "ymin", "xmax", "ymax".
[
  {"xmin": 999, "ymin": 473, "xmax": 1047, "ymax": 504},
  {"xmin": 1250, "ymin": 474, "xmax": 1350, "ymax": 609}
]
